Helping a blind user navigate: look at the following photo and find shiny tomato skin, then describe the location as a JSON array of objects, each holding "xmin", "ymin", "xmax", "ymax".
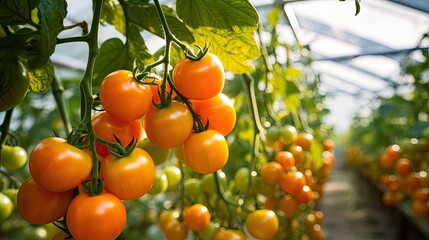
[
  {"xmin": 144, "ymin": 101, "xmax": 193, "ymax": 149},
  {"xmin": 29, "ymin": 137, "xmax": 92, "ymax": 192},
  {"xmin": 173, "ymin": 53, "xmax": 224, "ymax": 100},
  {"xmin": 92, "ymin": 111, "xmax": 143, "ymax": 157},
  {"xmin": 0, "ymin": 145, "xmax": 28, "ymax": 171},
  {"xmin": 214, "ymin": 229, "xmax": 246, "ymax": 240},
  {"xmin": 183, "ymin": 130, "xmax": 228, "ymax": 174},
  {"xmin": 0, "ymin": 62, "xmax": 29, "ymax": 112},
  {"xmin": 100, "ymin": 148, "xmax": 155, "ymax": 200},
  {"xmin": 66, "ymin": 192, "xmax": 126, "ymax": 240},
  {"xmin": 191, "ymin": 93, "xmax": 236, "ymax": 136},
  {"xmin": 245, "ymin": 209, "xmax": 279, "ymax": 240},
  {"xmin": 183, "ymin": 204, "xmax": 211, "ymax": 231},
  {"xmin": 100, "ymin": 70, "xmax": 152, "ymax": 122},
  {"xmin": 17, "ymin": 177, "xmax": 73, "ymax": 225}
]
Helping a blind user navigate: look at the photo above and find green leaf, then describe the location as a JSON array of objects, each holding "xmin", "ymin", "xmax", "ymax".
[
  {"xmin": 176, "ymin": 0, "xmax": 259, "ymax": 73},
  {"xmin": 28, "ymin": 0, "xmax": 67, "ymax": 69},
  {"xmin": 101, "ymin": 0, "xmax": 126, "ymax": 34},
  {"xmin": 176, "ymin": 0, "xmax": 259, "ymax": 30},
  {"xmin": 0, "ymin": 0, "xmax": 40, "ymax": 25},
  {"xmin": 27, "ymin": 59, "xmax": 54, "ymax": 92},
  {"xmin": 92, "ymin": 38, "xmax": 128, "ymax": 86},
  {"xmin": 190, "ymin": 26, "xmax": 259, "ymax": 74},
  {"xmin": 309, "ymin": 139, "xmax": 324, "ymax": 170},
  {"xmin": 123, "ymin": 3, "xmax": 194, "ymax": 43},
  {"xmin": 0, "ymin": 57, "xmax": 19, "ymax": 96},
  {"xmin": 354, "ymin": 0, "xmax": 361, "ymax": 16},
  {"xmin": 127, "ymin": 23, "xmax": 152, "ymax": 66}
]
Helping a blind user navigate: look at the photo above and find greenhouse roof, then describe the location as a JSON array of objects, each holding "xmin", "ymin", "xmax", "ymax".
[{"xmin": 53, "ymin": 0, "xmax": 429, "ymax": 133}]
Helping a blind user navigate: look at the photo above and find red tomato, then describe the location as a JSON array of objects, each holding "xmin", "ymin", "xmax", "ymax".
[
  {"xmin": 66, "ymin": 192, "xmax": 126, "ymax": 240},
  {"xmin": 99, "ymin": 70, "xmax": 152, "ymax": 122},
  {"xmin": 144, "ymin": 101, "xmax": 193, "ymax": 149},
  {"xmin": 100, "ymin": 148, "xmax": 155, "ymax": 200},
  {"xmin": 173, "ymin": 53, "xmax": 224, "ymax": 100},
  {"xmin": 191, "ymin": 93, "xmax": 236, "ymax": 136},
  {"xmin": 184, "ymin": 204, "xmax": 211, "ymax": 231},
  {"xmin": 183, "ymin": 130, "xmax": 229, "ymax": 174},
  {"xmin": 92, "ymin": 111, "xmax": 143, "ymax": 157},
  {"xmin": 17, "ymin": 177, "xmax": 73, "ymax": 224},
  {"xmin": 29, "ymin": 137, "xmax": 92, "ymax": 192}
]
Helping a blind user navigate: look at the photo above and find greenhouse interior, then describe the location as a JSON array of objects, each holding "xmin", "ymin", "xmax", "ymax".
[{"xmin": 0, "ymin": 0, "xmax": 428, "ymax": 239}]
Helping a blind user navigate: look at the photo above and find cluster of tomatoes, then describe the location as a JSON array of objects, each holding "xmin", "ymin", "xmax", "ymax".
[
  {"xmin": 346, "ymin": 126, "xmax": 429, "ymax": 224},
  {"xmin": 260, "ymin": 126, "xmax": 335, "ymax": 239}
]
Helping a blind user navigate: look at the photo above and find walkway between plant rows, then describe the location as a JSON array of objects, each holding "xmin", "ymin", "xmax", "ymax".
[{"xmin": 317, "ymin": 147, "xmax": 426, "ymax": 240}]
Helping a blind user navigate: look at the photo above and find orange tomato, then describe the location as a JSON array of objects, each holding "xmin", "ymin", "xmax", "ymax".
[
  {"xmin": 17, "ymin": 177, "xmax": 73, "ymax": 224},
  {"xmin": 274, "ymin": 151, "xmax": 295, "ymax": 171},
  {"xmin": 66, "ymin": 192, "xmax": 127, "ymax": 240},
  {"xmin": 173, "ymin": 53, "xmax": 224, "ymax": 100},
  {"xmin": 191, "ymin": 93, "xmax": 236, "ymax": 136},
  {"xmin": 29, "ymin": 137, "xmax": 92, "ymax": 192},
  {"xmin": 245, "ymin": 209, "xmax": 279, "ymax": 240},
  {"xmin": 183, "ymin": 204, "xmax": 211, "ymax": 231},
  {"xmin": 294, "ymin": 133, "xmax": 313, "ymax": 151},
  {"xmin": 99, "ymin": 70, "xmax": 152, "ymax": 122},
  {"xmin": 260, "ymin": 161, "xmax": 284, "ymax": 185},
  {"xmin": 394, "ymin": 158, "xmax": 413, "ymax": 177},
  {"xmin": 281, "ymin": 171, "xmax": 307, "ymax": 197},
  {"xmin": 182, "ymin": 130, "xmax": 229, "ymax": 174}
]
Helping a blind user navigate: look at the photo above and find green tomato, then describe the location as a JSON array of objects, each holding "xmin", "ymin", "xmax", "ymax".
[
  {"xmin": 3, "ymin": 189, "xmax": 18, "ymax": 207},
  {"xmin": 0, "ymin": 62, "xmax": 29, "ymax": 112},
  {"xmin": 0, "ymin": 193, "xmax": 13, "ymax": 222},
  {"xmin": 184, "ymin": 178, "xmax": 204, "ymax": 200},
  {"xmin": 138, "ymin": 138, "xmax": 172, "ymax": 165},
  {"xmin": 279, "ymin": 125, "xmax": 298, "ymax": 145},
  {"xmin": 149, "ymin": 170, "xmax": 168, "ymax": 195},
  {"xmin": 0, "ymin": 145, "xmax": 28, "ymax": 171},
  {"xmin": 164, "ymin": 166, "xmax": 182, "ymax": 191},
  {"xmin": 41, "ymin": 222, "xmax": 61, "ymax": 239},
  {"xmin": 266, "ymin": 126, "xmax": 281, "ymax": 147},
  {"xmin": 198, "ymin": 222, "xmax": 220, "ymax": 240},
  {"xmin": 201, "ymin": 171, "xmax": 227, "ymax": 196},
  {"xmin": 234, "ymin": 167, "xmax": 251, "ymax": 194},
  {"xmin": 22, "ymin": 226, "xmax": 49, "ymax": 240}
]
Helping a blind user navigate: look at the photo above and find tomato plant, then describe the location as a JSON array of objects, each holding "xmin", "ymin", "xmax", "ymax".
[
  {"xmin": 100, "ymin": 148, "xmax": 155, "ymax": 200},
  {"xmin": 29, "ymin": 137, "xmax": 92, "ymax": 192},
  {"xmin": 66, "ymin": 191, "xmax": 127, "ymax": 240},
  {"xmin": 173, "ymin": 53, "xmax": 225, "ymax": 100},
  {"xmin": 99, "ymin": 70, "xmax": 153, "ymax": 122}
]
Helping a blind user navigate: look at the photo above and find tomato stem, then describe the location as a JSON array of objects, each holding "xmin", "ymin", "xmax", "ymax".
[
  {"xmin": 0, "ymin": 168, "xmax": 22, "ymax": 189},
  {"xmin": 0, "ymin": 108, "xmax": 13, "ymax": 168},
  {"xmin": 51, "ymin": 75, "xmax": 73, "ymax": 135}
]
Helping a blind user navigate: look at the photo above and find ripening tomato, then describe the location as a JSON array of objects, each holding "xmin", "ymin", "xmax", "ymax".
[
  {"xmin": 29, "ymin": 137, "xmax": 92, "ymax": 192},
  {"xmin": 295, "ymin": 133, "xmax": 313, "ymax": 151},
  {"xmin": 281, "ymin": 171, "xmax": 307, "ymax": 197},
  {"xmin": 17, "ymin": 177, "xmax": 73, "ymax": 225},
  {"xmin": 159, "ymin": 209, "xmax": 189, "ymax": 240},
  {"xmin": 289, "ymin": 144, "xmax": 304, "ymax": 165},
  {"xmin": 144, "ymin": 101, "xmax": 193, "ymax": 149},
  {"xmin": 260, "ymin": 161, "xmax": 284, "ymax": 185},
  {"xmin": 274, "ymin": 151, "xmax": 295, "ymax": 171},
  {"xmin": 0, "ymin": 145, "xmax": 27, "ymax": 171},
  {"xmin": 100, "ymin": 148, "xmax": 155, "ymax": 200},
  {"xmin": 182, "ymin": 130, "xmax": 228, "ymax": 174},
  {"xmin": 184, "ymin": 204, "xmax": 211, "ymax": 231},
  {"xmin": 245, "ymin": 209, "xmax": 279, "ymax": 240},
  {"xmin": 296, "ymin": 185, "xmax": 315, "ymax": 204},
  {"xmin": 173, "ymin": 53, "xmax": 224, "ymax": 100},
  {"xmin": 137, "ymin": 138, "xmax": 172, "ymax": 165},
  {"xmin": 99, "ymin": 70, "xmax": 152, "ymax": 122},
  {"xmin": 191, "ymin": 93, "xmax": 236, "ymax": 136},
  {"xmin": 66, "ymin": 191, "xmax": 126, "ymax": 240},
  {"xmin": 0, "ymin": 193, "xmax": 13, "ymax": 222},
  {"xmin": 92, "ymin": 111, "xmax": 143, "ymax": 157},
  {"xmin": 214, "ymin": 229, "xmax": 246, "ymax": 240}
]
